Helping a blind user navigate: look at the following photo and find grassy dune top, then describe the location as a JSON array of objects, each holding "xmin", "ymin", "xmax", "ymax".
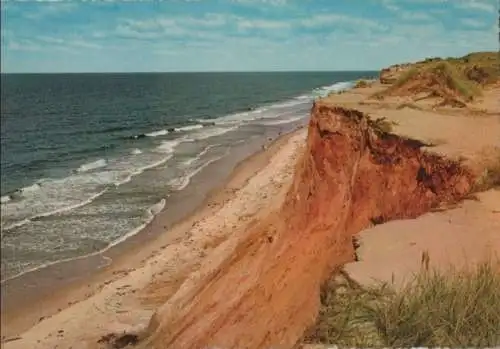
[
  {"xmin": 376, "ymin": 51, "xmax": 499, "ymax": 106},
  {"xmin": 415, "ymin": 51, "xmax": 499, "ymax": 85}
]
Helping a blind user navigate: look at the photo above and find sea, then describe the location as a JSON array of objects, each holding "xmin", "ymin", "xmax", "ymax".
[{"xmin": 0, "ymin": 71, "xmax": 376, "ymax": 281}]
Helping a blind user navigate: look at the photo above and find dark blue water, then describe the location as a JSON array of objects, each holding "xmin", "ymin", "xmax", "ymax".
[{"xmin": 1, "ymin": 71, "xmax": 376, "ymax": 279}]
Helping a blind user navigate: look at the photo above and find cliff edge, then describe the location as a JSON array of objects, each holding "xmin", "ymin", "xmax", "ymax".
[{"xmin": 142, "ymin": 102, "xmax": 473, "ymax": 349}]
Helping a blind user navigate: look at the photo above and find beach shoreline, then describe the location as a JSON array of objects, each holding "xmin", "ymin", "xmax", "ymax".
[
  {"xmin": 0, "ymin": 75, "xmax": 368, "ymax": 283},
  {"xmin": 1, "ymin": 122, "xmax": 307, "ymax": 342}
]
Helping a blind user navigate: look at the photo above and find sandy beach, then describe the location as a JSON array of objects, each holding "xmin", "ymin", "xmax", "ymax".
[{"xmin": 1, "ymin": 126, "xmax": 308, "ymax": 348}]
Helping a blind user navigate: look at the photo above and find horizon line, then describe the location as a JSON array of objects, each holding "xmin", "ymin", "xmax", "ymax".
[{"xmin": 0, "ymin": 69, "xmax": 380, "ymax": 75}]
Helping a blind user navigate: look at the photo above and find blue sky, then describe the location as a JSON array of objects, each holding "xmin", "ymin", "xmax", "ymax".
[{"xmin": 1, "ymin": 0, "xmax": 498, "ymax": 73}]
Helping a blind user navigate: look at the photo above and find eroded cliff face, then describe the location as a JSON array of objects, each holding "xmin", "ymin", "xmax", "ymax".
[{"xmin": 143, "ymin": 102, "xmax": 474, "ymax": 349}]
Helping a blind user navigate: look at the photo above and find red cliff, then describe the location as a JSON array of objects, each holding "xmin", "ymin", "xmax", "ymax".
[{"xmin": 143, "ymin": 102, "xmax": 474, "ymax": 349}]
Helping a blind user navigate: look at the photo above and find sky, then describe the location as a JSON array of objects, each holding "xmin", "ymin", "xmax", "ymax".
[{"xmin": 1, "ymin": 0, "xmax": 498, "ymax": 73}]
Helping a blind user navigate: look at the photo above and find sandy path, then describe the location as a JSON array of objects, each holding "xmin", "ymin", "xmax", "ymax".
[{"xmin": 2, "ymin": 130, "xmax": 307, "ymax": 349}]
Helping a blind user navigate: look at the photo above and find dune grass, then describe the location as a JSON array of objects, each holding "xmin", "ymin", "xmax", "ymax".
[
  {"xmin": 303, "ymin": 260, "xmax": 500, "ymax": 347},
  {"xmin": 474, "ymin": 152, "xmax": 500, "ymax": 192},
  {"xmin": 392, "ymin": 67, "xmax": 419, "ymax": 88},
  {"xmin": 354, "ymin": 79, "xmax": 371, "ymax": 88},
  {"xmin": 367, "ymin": 116, "xmax": 397, "ymax": 135},
  {"xmin": 433, "ymin": 61, "xmax": 481, "ymax": 101},
  {"xmin": 374, "ymin": 52, "xmax": 498, "ymax": 102}
]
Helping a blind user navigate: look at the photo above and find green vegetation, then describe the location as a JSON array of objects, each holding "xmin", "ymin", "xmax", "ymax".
[
  {"xmin": 392, "ymin": 67, "xmax": 419, "ymax": 88},
  {"xmin": 303, "ymin": 260, "xmax": 500, "ymax": 347},
  {"xmin": 354, "ymin": 79, "xmax": 371, "ymax": 88},
  {"xmin": 375, "ymin": 51, "xmax": 499, "ymax": 104},
  {"xmin": 420, "ymin": 57, "xmax": 442, "ymax": 64},
  {"xmin": 423, "ymin": 51, "xmax": 499, "ymax": 86},
  {"xmin": 372, "ymin": 68, "xmax": 418, "ymax": 99},
  {"xmin": 368, "ymin": 116, "xmax": 397, "ymax": 134},
  {"xmin": 474, "ymin": 152, "xmax": 500, "ymax": 191},
  {"xmin": 435, "ymin": 61, "xmax": 481, "ymax": 100}
]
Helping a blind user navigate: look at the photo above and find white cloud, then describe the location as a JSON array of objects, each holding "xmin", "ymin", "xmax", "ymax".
[
  {"xmin": 237, "ymin": 18, "xmax": 290, "ymax": 30},
  {"xmin": 2, "ymin": 0, "xmax": 498, "ymax": 72},
  {"xmin": 456, "ymin": 0, "xmax": 496, "ymax": 13},
  {"xmin": 112, "ymin": 13, "xmax": 231, "ymax": 40},
  {"xmin": 461, "ymin": 18, "xmax": 487, "ymax": 28},
  {"xmin": 1, "ymin": 32, "xmax": 99, "ymax": 53},
  {"xmin": 382, "ymin": 0, "xmax": 433, "ymax": 21},
  {"xmin": 231, "ymin": 0, "xmax": 288, "ymax": 5},
  {"xmin": 400, "ymin": 11, "xmax": 433, "ymax": 20},
  {"xmin": 36, "ymin": 35, "xmax": 102, "ymax": 49},
  {"xmin": 5, "ymin": 40, "xmax": 41, "ymax": 51},
  {"xmin": 112, "ymin": 12, "xmax": 390, "ymax": 41},
  {"xmin": 20, "ymin": 3, "xmax": 78, "ymax": 20},
  {"xmin": 111, "ymin": 15, "xmax": 233, "ymax": 42},
  {"xmin": 390, "ymin": 0, "xmax": 496, "ymax": 13},
  {"xmin": 381, "ymin": 0, "xmax": 400, "ymax": 12},
  {"xmin": 300, "ymin": 14, "xmax": 386, "ymax": 30}
]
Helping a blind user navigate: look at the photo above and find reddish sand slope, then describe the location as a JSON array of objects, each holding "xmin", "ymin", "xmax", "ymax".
[{"xmin": 144, "ymin": 103, "xmax": 474, "ymax": 349}]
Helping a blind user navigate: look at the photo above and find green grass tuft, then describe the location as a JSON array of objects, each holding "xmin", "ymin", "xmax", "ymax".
[
  {"xmin": 433, "ymin": 61, "xmax": 481, "ymax": 100},
  {"xmin": 368, "ymin": 116, "xmax": 398, "ymax": 134},
  {"xmin": 392, "ymin": 68, "xmax": 419, "ymax": 88},
  {"xmin": 354, "ymin": 79, "xmax": 371, "ymax": 88},
  {"xmin": 473, "ymin": 153, "xmax": 500, "ymax": 192},
  {"xmin": 303, "ymin": 261, "xmax": 500, "ymax": 347}
]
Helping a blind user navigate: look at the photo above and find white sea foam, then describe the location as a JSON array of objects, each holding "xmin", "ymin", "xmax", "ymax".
[
  {"xmin": 204, "ymin": 108, "xmax": 268, "ymax": 125},
  {"xmin": 131, "ymin": 148, "xmax": 143, "ymax": 155},
  {"xmin": 169, "ymin": 157, "xmax": 223, "ymax": 191},
  {"xmin": 147, "ymin": 198, "xmax": 166, "ymax": 218},
  {"xmin": 190, "ymin": 126, "xmax": 238, "ymax": 141},
  {"xmin": 0, "ymin": 169, "xmax": 133, "ymax": 231},
  {"xmin": 207, "ymin": 99, "xmax": 309, "ymax": 126},
  {"xmin": 135, "ymin": 155, "xmax": 173, "ymax": 173},
  {"xmin": 37, "ymin": 189, "xmax": 108, "ymax": 219},
  {"xmin": 77, "ymin": 159, "xmax": 108, "ymax": 173},
  {"xmin": 182, "ymin": 144, "xmax": 218, "ymax": 167},
  {"xmin": 188, "ymin": 81, "xmax": 355, "ymax": 127},
  {"xmin": 257, "ymin": 115, "xmax": 305, "ymax": 126},
  {"xmin": 18, "ymin": 183, "xmax": 41, "ymax": 194},
  {"xmin": 145, "ymin": 129, "xmax": 168, "ymax": 137},
  {"xmin": 1, "ymin": 218, "xmax": 31, "ymax": 231},
  {"xmin": 112, "ymin": 155, "xmax": 173, "ymax": 186},
  {"xmin": 155, "ymin": 139, "xmax": 182, "ymax": 154},
  {"xmin": 312, "ymin": 81, "xmax": 355, "ymax": 98},
  {"xmin": 1, "ymin": 188, "xmax": 109, "ymax": 231},
  {"xmin": 145, "ymin": 124, "xmax": 204, "ymax": 137},
  {"xmin": 1, "ymin": 195, "xmax": 11, "ymax": 204},
  {"xmin": 176, "ymin": 124, "xmax": 204, "ymax": 132},
  {"xmin": 106, "ymin": 198, "xmax": 167, "ymax": 250},
  {"xmin": 268, "ymin": 99, "xmax": 308, "ymax": 109},
  {"xmin": 2, "ymin": 197, "xmax": 169, "ymax": 283}
]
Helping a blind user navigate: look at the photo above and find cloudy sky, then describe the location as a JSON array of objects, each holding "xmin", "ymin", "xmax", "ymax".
[{"xmin": 1, "ymin": 0, "xmax": 498, "ymax": 73}]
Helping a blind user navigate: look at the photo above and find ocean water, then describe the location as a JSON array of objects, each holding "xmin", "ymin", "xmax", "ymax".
[{"xmin": 0, "ymin": 71, "xmax": 376, "ymax": 280}]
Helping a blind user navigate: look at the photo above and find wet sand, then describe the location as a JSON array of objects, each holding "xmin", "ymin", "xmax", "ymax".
[{"xmin": 1, "ymin": 121, "xmax": 307, "ymax": 343}]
